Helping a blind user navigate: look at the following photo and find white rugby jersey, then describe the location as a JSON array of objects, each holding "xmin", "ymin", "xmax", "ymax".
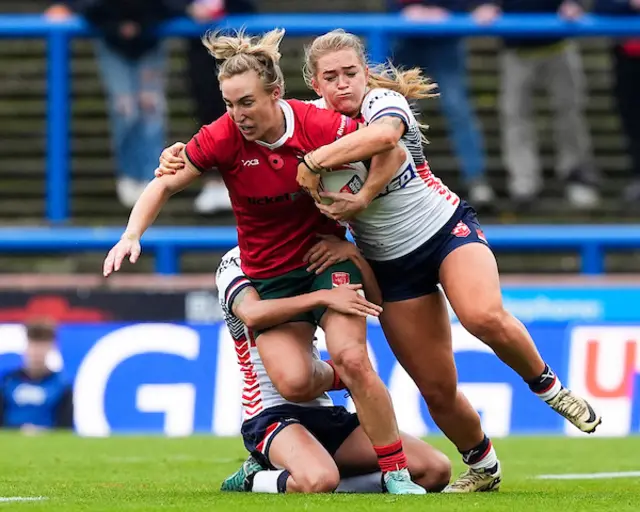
[
  {"xmin": 312, "ymin": 89, "xmax": 458, "ymax": 261},
  {"xmin": 216, "ymin": 247, "xmax": 333, "ymax": 421}
]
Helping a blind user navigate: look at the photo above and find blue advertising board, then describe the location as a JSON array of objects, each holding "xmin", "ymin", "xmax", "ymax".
[{"xmin": 1, "ymin": 320, "xmax": 637, "ymax": 437}]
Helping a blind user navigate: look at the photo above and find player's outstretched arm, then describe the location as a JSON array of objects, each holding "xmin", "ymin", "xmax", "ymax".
[
  {"xmin": 103, "ymin": 150, "xmax": 200, "ymax": 277},
  {"xmin": 232, "ymin": 284, "xmax": 382, "ymax": 332}
]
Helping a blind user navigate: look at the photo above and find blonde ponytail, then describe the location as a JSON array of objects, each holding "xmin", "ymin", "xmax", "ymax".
[
  {"xmin": 202, "ymin": 28, "xmax": 286, "ymax": 95},
  {"xmin": 367, "ymin": 62, "xmax": 438, "ymax": 100}
]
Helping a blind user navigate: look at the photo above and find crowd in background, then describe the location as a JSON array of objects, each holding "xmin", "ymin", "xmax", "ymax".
[{"xmin": 41, "ymin": 0, "xmax": 640, "ymax": 212}]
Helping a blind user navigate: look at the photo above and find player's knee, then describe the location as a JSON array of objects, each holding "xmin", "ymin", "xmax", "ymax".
[
  {"xmin": 297, "ymin": 467, "xmax": 340, "ymax": 493},
  {"xmin": 419, "ymin": 452, "xmax": 452, "ymax": 492},
  {"xmin": 139, "ymin": 91, "xmax": 164, "ymax": 117},
  {"xmin": 421, "ymin": 381, "xmax": 457, "ymax": 412},
  {"xmin": 113, "ymin": 95, "xmax": 137, "ymax": 120},
  {"xmin": 272, "ymin": 372, "xmax": 316, "ymax": 403},
  {"xmin": 459, "ymin": 306, "xmax": 510, "ymax": 343},
  {"xmin": 332, "ymin": 347, "xmax": 371, "ymax": 383}
]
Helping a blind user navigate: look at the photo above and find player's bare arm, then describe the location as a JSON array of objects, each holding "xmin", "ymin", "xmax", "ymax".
[
  {"xmin": 306, "ymin": 115, "xmax": 406, "ymax": 171},
  {"xmin": 103, "ymin": 149, "xmax": 200, "ymax": 277},
  {"xmin": 155, "ymin": 141, "xmax": 186, "ymax": 176},
  {"xmin": 231, "ymin": 282, "xmax": 382, "ymax": 331},
  {"xmin": 317, "ymin": 143, "xmax": 407, "ymax": 221},
  {"xmin": 123, "ymin": 149, "xmax": 199, "ymax": 237}
]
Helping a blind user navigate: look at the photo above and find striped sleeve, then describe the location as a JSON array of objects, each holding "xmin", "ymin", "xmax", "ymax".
[
  {"xmin": 215, "ymin": 247, "xmax": 253, "ymax": 312},
  {"xmin": 361, "ymin": 88, "xmax": 413, "ymax": 130}
]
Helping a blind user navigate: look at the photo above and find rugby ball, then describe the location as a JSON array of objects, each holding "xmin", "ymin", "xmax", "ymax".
[{"xmin": 319, "ymin": 162, "xmax": 369, "ymax": 205}]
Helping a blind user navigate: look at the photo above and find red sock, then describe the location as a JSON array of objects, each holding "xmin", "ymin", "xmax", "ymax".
[
  {"xmin": 326, "ymin": 360, "xmax": 346, "ymax": 391},
  {"xmin": 374, "ymin": 439, "xmax": 408, "ymax": 473}
]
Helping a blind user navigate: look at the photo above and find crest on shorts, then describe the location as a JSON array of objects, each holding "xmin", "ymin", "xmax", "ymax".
[
  {"xmin": 452, "ymin": 221, "xmax": 471, "ymax": 238},
  {"xmin": 331, "ymin": 272, "xmax": 351, "ymax": 287}
]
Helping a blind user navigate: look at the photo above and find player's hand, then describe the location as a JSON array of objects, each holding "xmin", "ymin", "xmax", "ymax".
[
  {"xmin": 323, "ymin": 284, "xmax": 383, "ymax": 318},
  {"xmin": 296, "ymin": 155, "xmax": 323, "ymax": 203},
  {"xmin": 315, "ymin": 191, "xmax": 368, "ymax": 221},
  {"xmin": 304, "ymin": 234, "xmax": 359, "ymax": 274},
  {"xmin": 472, "ymin": 4, "xmax": 501, "ymax": 24},
  {"xmin": 402, "ymin": 5, "xmax": 449, "ymax": 21},
  {"xmin": 559, "ymin": 1, "xmax": 584, "ymax": 20},
  {"xmin": 633, "ymin": 0, "xmax": 640, "ymax": 11},
  {"xmin": 155, "ymin": 142, "xmax": 186, "ymax": 178},
  {"xmin": 103, "ymin": 233, "xmax": 142, "ymax": 277}
]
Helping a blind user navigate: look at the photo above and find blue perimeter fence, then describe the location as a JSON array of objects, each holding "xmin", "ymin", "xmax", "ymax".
[{"xmin": 1, "ymin": 14, "xmax": 640, "ymax": 274}]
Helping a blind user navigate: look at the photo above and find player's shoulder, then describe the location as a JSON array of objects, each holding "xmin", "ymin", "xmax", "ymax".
[
  {"xmin": 305, "ymin": 97, "xmax": 328, "ymax": 110},
  {"xmin": 288, "ymin": 98, "xmax": 334, "ymax": 120},
  {"xmin": 363, "ymin": 88, "xmax": 409, "ymax": 111},
  {"xmin": 0, "ymin": 368, "xmax": 23, "ymax": 386},
  {"xmin": 201, "ymin": 113, "xmax": 238, "ymax": 140},
  {"xmin": 362, "ymin": 87, "xmax": 414, "ymax": 125}
]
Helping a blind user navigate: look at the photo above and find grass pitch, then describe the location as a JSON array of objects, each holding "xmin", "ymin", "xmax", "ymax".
[{"xmin": 1, "ymin": 433, "xmax": 639, "ymax": 511}]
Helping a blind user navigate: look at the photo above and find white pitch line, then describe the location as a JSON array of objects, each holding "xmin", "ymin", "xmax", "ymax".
[
  {"xmin": 0, "ymin": 497, "xmax": 47, "ymax": 502},
  {"xmin": 536, "ymin": 471, "xmax": 640, "ymax": 480}
]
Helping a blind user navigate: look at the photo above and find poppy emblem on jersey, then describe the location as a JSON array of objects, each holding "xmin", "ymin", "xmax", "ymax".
[
  {"xmin": 452, "ymin": 221, "xmax": 471, "ymax": 238},
  {"xmin": 331, "ymin": 272, "xmax": 351, "ymax": 287},
  {"xmin": 476, "ymin": 227, "xmax": 488, "ymax": 243},
  {"xmin": 269, "ymin": 154, "xmax": 284, "ymax": 170}
]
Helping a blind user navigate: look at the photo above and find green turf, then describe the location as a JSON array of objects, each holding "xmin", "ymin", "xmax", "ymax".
[{"xmin": 0, "ymin": 434, "xmax": 639, "ymax": 511}]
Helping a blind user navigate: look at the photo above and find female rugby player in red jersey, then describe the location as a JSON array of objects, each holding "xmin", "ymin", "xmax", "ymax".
[{"xmin": 102, "ymin": 28, "xmax": 424, "ymax": 495}]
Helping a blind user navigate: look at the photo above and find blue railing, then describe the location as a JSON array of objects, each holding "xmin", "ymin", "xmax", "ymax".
[
  {"xmin": 1, "ymin": 13, "xmax": 640, "ymax": 222},
  {"xmin": 0, "ymin": 224, "xmax": 637, "ymax": 275}
]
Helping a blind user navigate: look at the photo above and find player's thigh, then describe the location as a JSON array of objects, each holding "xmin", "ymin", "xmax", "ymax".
[
  {"xmin": 269, "ymin": 423, "xmax": 341, "ymax": 493},
  {"xmin": 380, "ymin": 289, "xmax": 458, "ymax": 393},
  {"xmin": 255, "ymin": 322, "xmax": 316, "ymax": 396},
  {"xmin": 333, "ymin": 426, "xmax": 450, "ymax": 482},
  {"xmin": 436, "ymin": 207, "xmax": 504, "ymax": 332}
]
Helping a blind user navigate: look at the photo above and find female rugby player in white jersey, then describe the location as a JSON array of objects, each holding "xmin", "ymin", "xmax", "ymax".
[
  {"xmin": 295, "ymin": 30, "xmax": 602, "ymax": 492},
  {"xmin": 157, "ymin": 29, "xmax": 601, "ymax": 493}
]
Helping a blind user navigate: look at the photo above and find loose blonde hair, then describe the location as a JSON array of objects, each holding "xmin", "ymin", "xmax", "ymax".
[
  {"xmin": 303, "ymin": 29, "xmax": 438, "ymax": 101},
  {"xmin": 202, "ymin": 28, "xmax": 286, "ymax": 96},
  {"xmin": 303, "ymin": 30, "xmax": 437, "ymax": 142}
]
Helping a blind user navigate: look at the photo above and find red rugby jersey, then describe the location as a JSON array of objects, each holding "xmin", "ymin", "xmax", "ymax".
[{"xmin": 185, "ymin": 99, "xmax": 358, "ymax": 279}]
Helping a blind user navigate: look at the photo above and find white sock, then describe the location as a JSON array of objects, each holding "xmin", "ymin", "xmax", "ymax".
[
  {"xmin": 537, "ymin": 376, "xmax": 563, "ymax": 402},
  {"xmin": 335, "ymin": 472, "xmax": 383, "ymax": 493},
  {"xmin": 251, "ymin": 470, "xmax": 286, "ymax": 493},
  {"xmin": 469, "ymin": 444, "xmax": 498, "ymax": 472}
]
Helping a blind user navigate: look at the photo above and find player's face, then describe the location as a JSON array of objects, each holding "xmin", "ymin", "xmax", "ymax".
[
  {"xmin": 312, "ymin": 49, "xmax": 368, "ymax": 118},
  {"xmin": 24, "ymin": 340, "xmax": 52, "ymax": 374},
  {"xmin": 221, "ymin": 71, "xmax": 281, "ymax": 142}
]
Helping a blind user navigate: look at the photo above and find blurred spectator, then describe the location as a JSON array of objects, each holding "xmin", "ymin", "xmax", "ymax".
[
  {"xmin": 186, "ymin": 0, "xmax": 255, "ymax": 215},
  {"xmin": 389, "ymin": 0, "xmax": 495, "ymax": 208},
  {"xmin": 46, "ymin": 1, "xmax": 184, "ymax": 208},
  {"xmin": 43, "ymin": 3, "xmax": 73, "ymax": 20},
  {"xmin": 473, "ymin": 0, "xmax": 599, "ymax": 209},
  {"xmin": 595, "ymin": 0, "xmax": 640, "ymax": 204},
  {"xmin": 0, "ymin": 320, "xmax": 73, "ymax": 433}
]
